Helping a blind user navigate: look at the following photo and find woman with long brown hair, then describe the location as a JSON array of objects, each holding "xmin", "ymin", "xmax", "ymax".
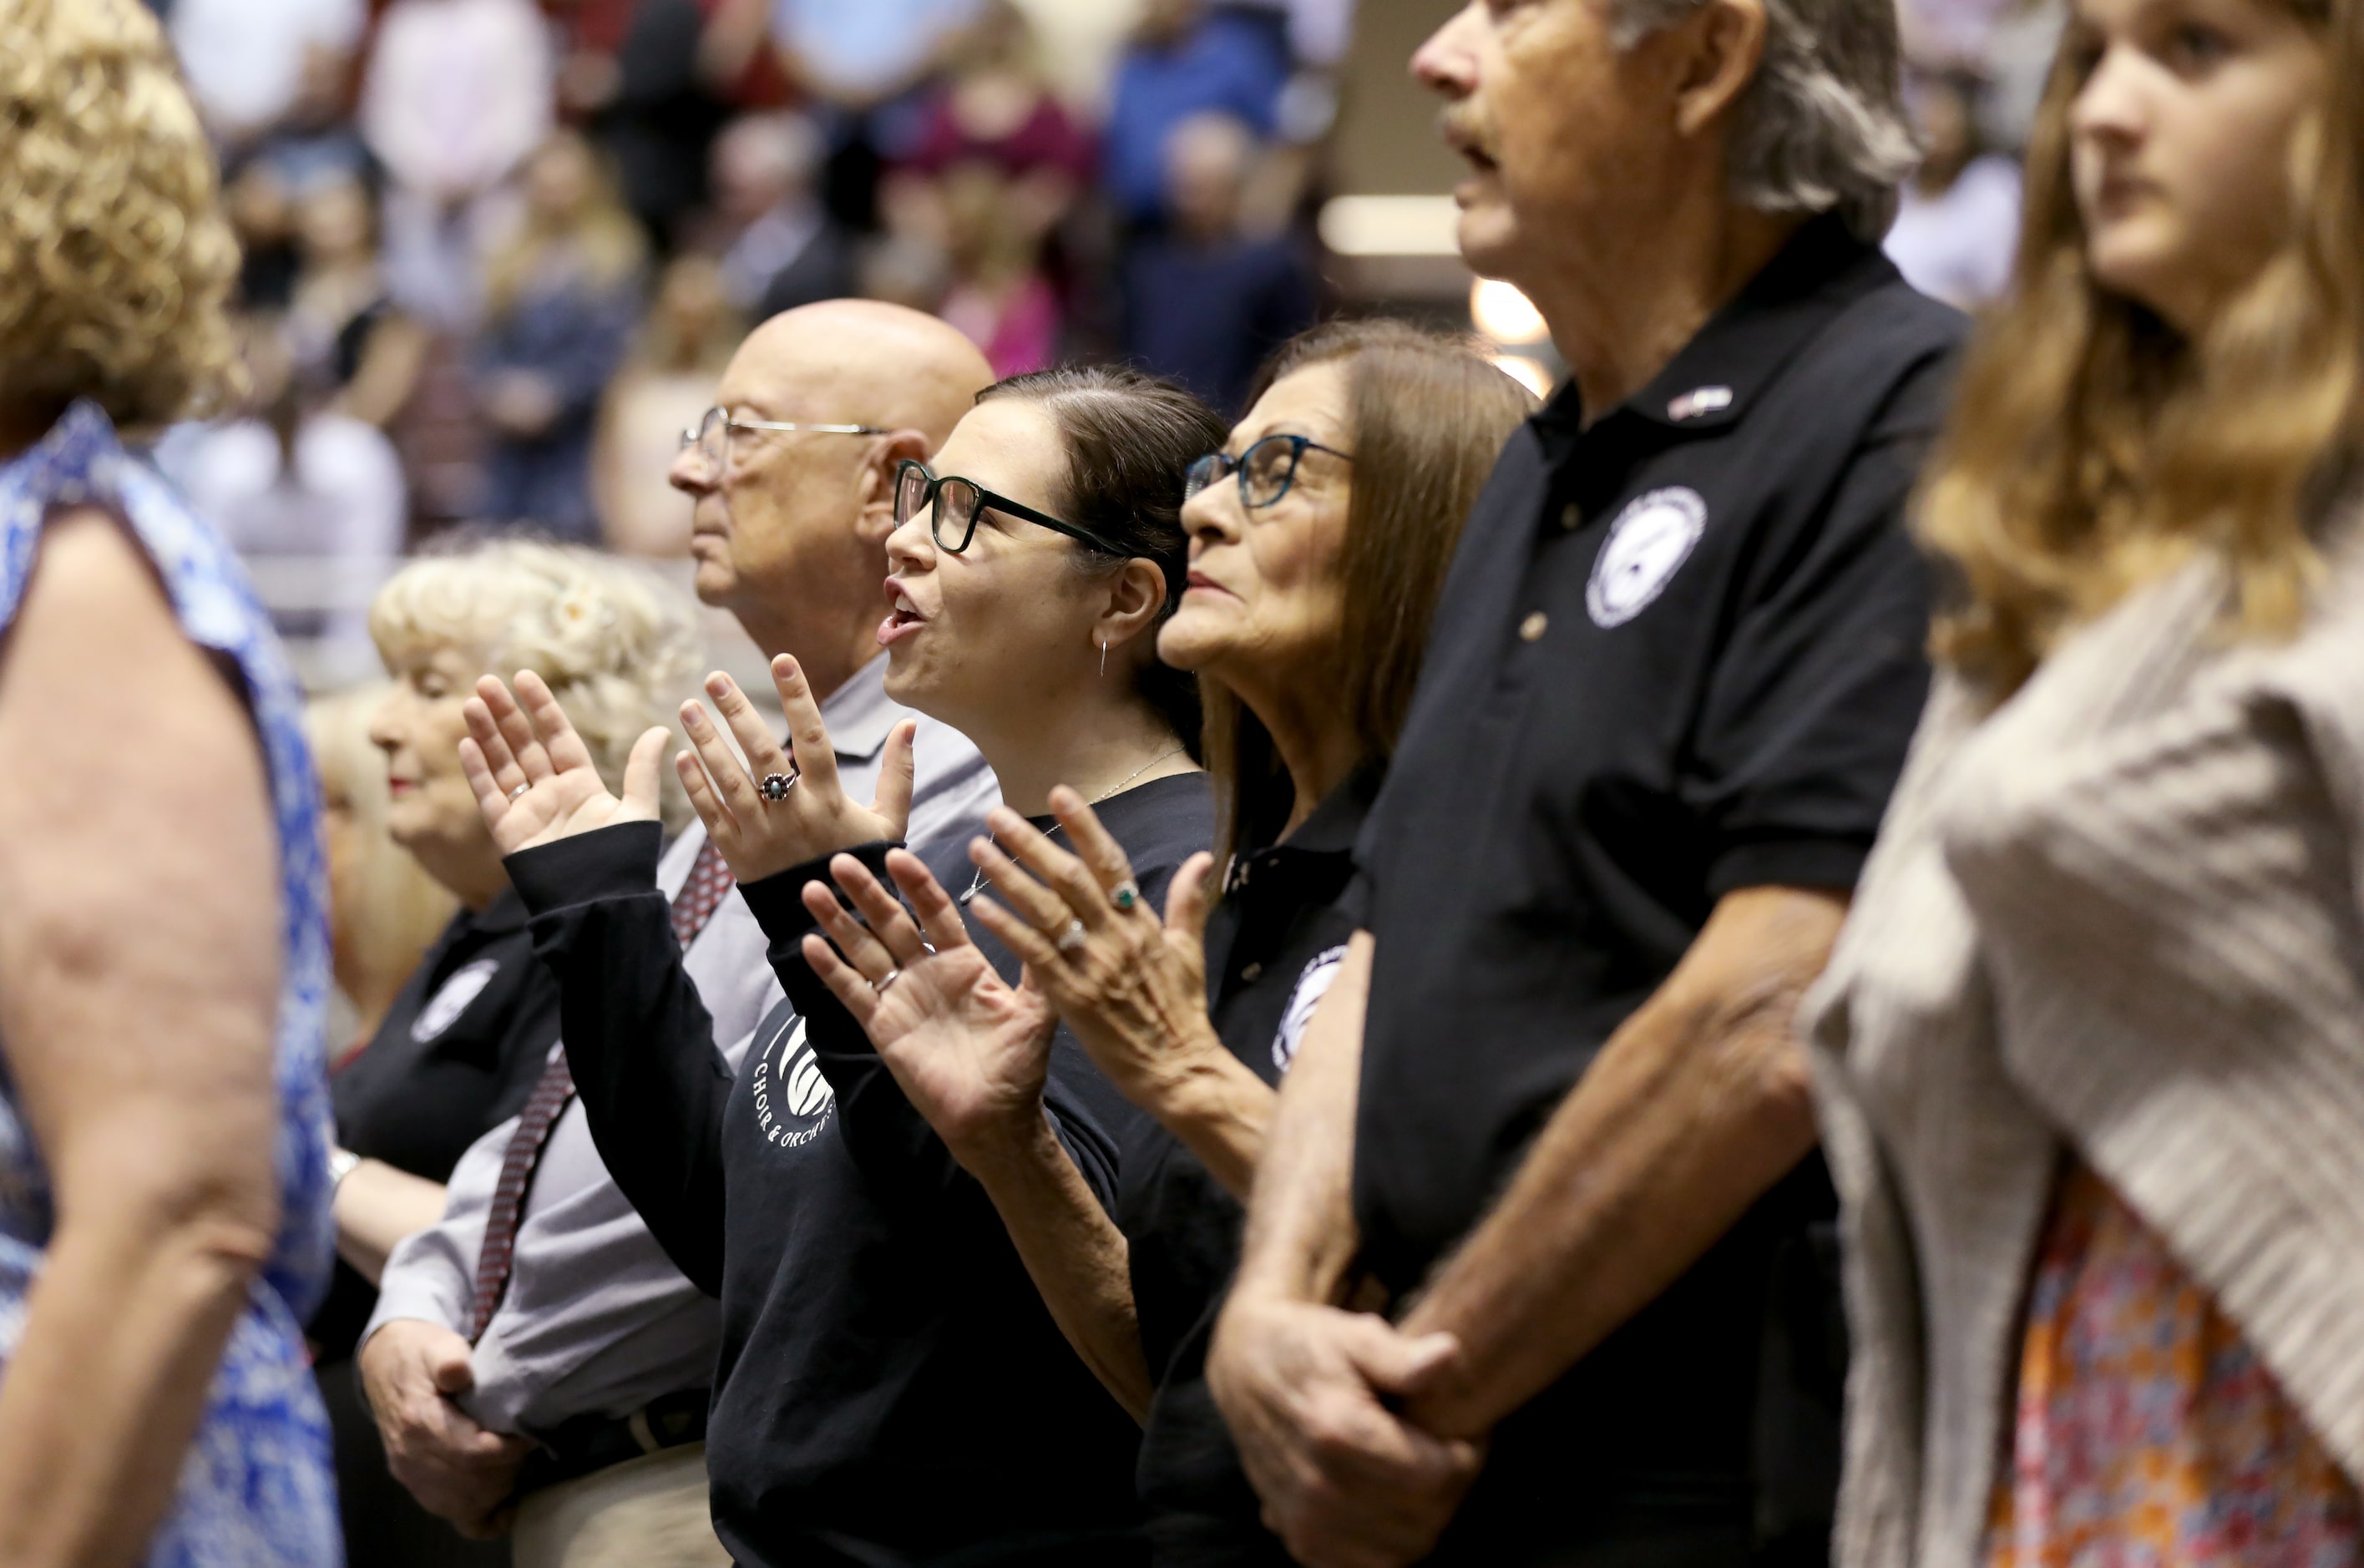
[
  {"xmin": 1804, "ymin": 0, "xmax": 2364, "ymax": 1559},
  {"xmin": 793, "ymin": 321, "xmax": 1536, "ymax": 1564}
]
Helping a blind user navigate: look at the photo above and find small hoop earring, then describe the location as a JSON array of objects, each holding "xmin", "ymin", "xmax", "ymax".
[{"xmin": 1098, "ymin": 639, "xmax": 1107, "ymax": 679}]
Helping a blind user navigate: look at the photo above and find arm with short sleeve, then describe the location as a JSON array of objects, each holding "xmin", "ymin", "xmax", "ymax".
[
  {"xmin": 505, "ymin": 822, "xmax": 731, "ymax": 1296},
  {"xmin": 1693, "ymin": 347, "xmax": 1953, "ymax": 896}
]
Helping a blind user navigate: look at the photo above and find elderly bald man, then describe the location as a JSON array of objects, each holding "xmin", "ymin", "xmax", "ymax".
[
  {"xmin": 1206, "ymin": 0, "xmax": 1964, "ymax": 1565},
  {"xmin": 358, "ymin": 302, "xmax": 1000, "ymax": 1567}
]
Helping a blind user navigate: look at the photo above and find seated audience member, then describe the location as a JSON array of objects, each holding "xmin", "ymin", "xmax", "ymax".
[
  {"xmin": 317, "ymin": 540, "xmax": 701, "ymax": 1568},
  {"xmin": 473, "ymin": 132, "xmax": 649, "ymax": 542},
  {"xmin": 1204, "ymin": 0, "xmax": 1960, "ymax": 1562},
  {"xmin": 798, "ymin": 322, "xmax": 1536, "ymax": 1565},
  {"xmin": 1881, "ymin": 68, "xmax": 2022, "ymax": 310},
  {"xmin": 308, "ymin": 684, "xmax": 460, "ymax": 1051},
  {"xmin": 1122, "ymin": 112, "xmax": 1319, "ymax": 417},
  {"xmin": 1103, "ymin": 0, "xmax": 1291, "ymax": 230},
  {"xmin": 705, "ymin": 112, "xmax": 855, "ymax": 322},
  {"xmin": 361, "ymin": 0, "xmax": 554, "ymax": 329},
  {"xmin": 936, "ymin": 159, "xmax": 1066, "ymax": 377},
  {"xmin": 359, "ymin": 301, "xmax": 1000, "ymax": 1566},
  {"xmin": 896, "ymin": 0, "xmax": 1096, "ymax": 259},
  {"xmin": 162, "ymin": 312, "xmax": 407, "ymax": 686},
  {"xmin": 464, "ymin": 367, "xmax": 1228, "ymax": 1565},
  {"xmin": 284, "ymin": 171, "xmax": 431, "ymax": 432},
  {"xmin": 596, "ymin": 255, "xmax": 745, "ymax": 559},
  {"xmin": 1808, "ymin": 0, "xmax": 2364, "ymax": 1560}
]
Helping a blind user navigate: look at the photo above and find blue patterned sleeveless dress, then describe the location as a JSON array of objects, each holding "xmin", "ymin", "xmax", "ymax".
[{"xmin": 0, "ymin": 402, "xmax": 342, "ymax": 1565}]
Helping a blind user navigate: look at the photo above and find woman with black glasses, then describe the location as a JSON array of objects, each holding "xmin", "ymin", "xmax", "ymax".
[
  {"xmin": 793, "ymin": 322, "xmax": 1537, "ymax": 1565},
  {"xmin": 462, "ymin": 366, "xmax": 1225, "ymax": 1565}
]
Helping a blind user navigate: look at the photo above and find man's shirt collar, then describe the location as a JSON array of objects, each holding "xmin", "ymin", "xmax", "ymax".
[{"xmin": 1531, "ymin": 212, "xmax": 1900, "ymax": 461}]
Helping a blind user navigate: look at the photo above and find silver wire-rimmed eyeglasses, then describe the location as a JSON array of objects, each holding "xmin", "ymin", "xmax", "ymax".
[{"xmin": 679, "ymin": 407, "xmax": 888, "ymax": 469}]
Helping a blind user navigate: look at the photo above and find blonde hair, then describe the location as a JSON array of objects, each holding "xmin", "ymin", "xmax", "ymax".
[
  {"xmin": 1919, "ymin": 0, "xmax": 2361, "ymax": 696},
  {"xmin": 0, "ymin": 0, "xmax": 241, "ymax": 427},
  {"xmin": 307, "ymin": 685, "xmax": 460, "ymax": 1041},
  {"xmin": 370, "ymin": 539, "xmax": 704, "ymax": 832},
  {"xmin": 482, "ymin": 132, "xmax": 648, "ymax": 322}
]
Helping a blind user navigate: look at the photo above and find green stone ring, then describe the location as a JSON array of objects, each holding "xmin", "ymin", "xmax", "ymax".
[{"xmin": 1111, "ymin": 881, "xmax": 1141, "ymax": 912}]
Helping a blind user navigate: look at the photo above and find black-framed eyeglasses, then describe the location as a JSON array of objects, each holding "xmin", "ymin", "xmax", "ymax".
[
  {"xmin": 680, "ymin": 407, "xmax": 888, "ymax": 471},
  {"xmin": 1183, "ymin": 433, "xmax": 1354, "ymax": 510},
  {"xmin": 893, "ymin": 458, "xmax": 1125, "ymax": 557}
]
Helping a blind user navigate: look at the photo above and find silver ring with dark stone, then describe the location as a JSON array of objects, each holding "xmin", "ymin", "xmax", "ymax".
[{"xmin": 759, "ymin": 765, "xmax": 799, "ymax": 802}]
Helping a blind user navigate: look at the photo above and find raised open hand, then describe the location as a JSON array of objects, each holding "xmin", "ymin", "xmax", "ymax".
[
  {"xmin": 677, "ymin": 653, "xmax": 914, "ymax": 884},
  {"xmin": 964, "ymin": 787, "xmax": 1225, "ymax": 1107},
  {"xmin": 459, "ymin": 670, "xmax": 666, "ymax": 854},
  {"xmin": 798, "ymin": 847, "xmax": 1056, "ymax": 1163}
]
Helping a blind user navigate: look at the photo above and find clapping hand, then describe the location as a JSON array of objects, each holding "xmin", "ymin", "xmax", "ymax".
[
  {"xmin": 799, "ymin": 848, "xmax": 1057, "ymax": 1163},
  {"xmin": 460, "ymin": 670, "xmax": 666, "ymax": 853},
  {"xmin": 963, "ymin": 787, "xmax": 1224, "ymax": 1107},
  {"xmin": 677, "ymin": 653, "xmax": 915, "ymax": 884}
]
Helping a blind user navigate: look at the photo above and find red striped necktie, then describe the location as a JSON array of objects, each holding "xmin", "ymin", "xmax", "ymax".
[{"xmin": 464, "ymin": 837, "xmax": 737, "ymax": 1343}]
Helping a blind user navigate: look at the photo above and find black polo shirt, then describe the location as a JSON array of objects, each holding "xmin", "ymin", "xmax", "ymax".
[
  {"xmin": 313, "ymin": 888, "xmax": 559, "ymax": 1359},
  {"xmin": 1350, "ymin": 216, "xmax": 1962, "ymax": 1562},
  {"xmin": 1126, "ymin": 766, "xmax": 1377, "ymax": 1568}
]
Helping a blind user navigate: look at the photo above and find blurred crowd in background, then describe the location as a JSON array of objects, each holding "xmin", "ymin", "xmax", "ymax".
[
  {"xmin": 141, "ymin": 0, "xmax": 1345, "ymax": 686},
  {"xmin": 138, "ymin": 0, "xmax": 2045, "ymax": 694}
]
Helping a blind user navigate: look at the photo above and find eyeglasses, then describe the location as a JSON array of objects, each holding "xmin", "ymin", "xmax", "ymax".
[
  {"xmin": 893, "ymin": 458, "xmax": 1126, "ymax": 556},
  {"xmin": 679, "ymin": 407, "xmax": 887, "ymax": 471},
  {"xmin": 1184, "ymin": 433, "xmax": 1354, "ymax": 511}
]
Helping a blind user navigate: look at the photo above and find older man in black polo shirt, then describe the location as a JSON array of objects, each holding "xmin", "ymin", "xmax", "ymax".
[{"xmin": 1206, "ymin": 2, "xmax": 1962, "ymax": 1565}]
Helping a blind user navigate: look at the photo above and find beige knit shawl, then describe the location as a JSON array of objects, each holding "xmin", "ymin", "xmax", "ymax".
[{"xmin": 1802, "ymin": 526, "xmax": 2364, "ymax": 1568}]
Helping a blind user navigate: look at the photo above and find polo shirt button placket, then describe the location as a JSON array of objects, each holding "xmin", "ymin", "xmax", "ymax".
[
  {"xmin": 1560, "ymin": 502, "xmax": 1583, "ymax": 532},
  {"xmin": 1519, "ymin": 610, "xmax": 1549, "ymax": 643},
  {"xmin": 1240, "ymin": 962, "xmax": 1263, "ymax": 984}
]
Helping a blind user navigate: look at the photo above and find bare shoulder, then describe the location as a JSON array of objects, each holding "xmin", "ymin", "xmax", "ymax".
[
  {"xmin": 4, "ymin": 503, "xmax": 176, "ymax": 650},
  {"xmin": 0, "ymin": 503, "xmax": 246, "ymax": 713}
]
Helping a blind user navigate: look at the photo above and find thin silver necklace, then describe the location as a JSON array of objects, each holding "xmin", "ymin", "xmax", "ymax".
[{"xmin": 959, "ymin": 746, "xmax": 1188, "ymax": 905}]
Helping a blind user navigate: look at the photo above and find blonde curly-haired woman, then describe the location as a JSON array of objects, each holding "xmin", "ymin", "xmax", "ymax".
[
  {"xmin": 1805, "ymin": 0, "xmax": 2364, "ymax": 1561},
  {"xmin": 0, "ymin": 1, "xmax": 340, "ymax": 1561},
  {"xmin": 317, "ymin": 539, "xmax": 700, "ymax": 1567}
]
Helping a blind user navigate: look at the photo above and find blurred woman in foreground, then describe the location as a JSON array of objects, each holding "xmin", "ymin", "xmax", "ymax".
[
  {"xmin": 1805, "ymin": 0, "xmax": 2364, "ymax": 1560},
  {"xmin": 798, "ymin": 322, "xmax": 1536, "ymax": 1564},
  {"xmin": 0, "ymin": 3, "xmax": 339, "ymax": 1560}
]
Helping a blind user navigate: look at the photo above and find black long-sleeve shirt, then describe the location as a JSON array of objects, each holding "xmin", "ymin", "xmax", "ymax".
[{"xmin": 509, "ymin": 771, "xmax": 1213, "ymax": 1567}]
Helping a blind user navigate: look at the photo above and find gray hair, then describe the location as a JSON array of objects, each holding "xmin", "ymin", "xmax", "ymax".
[
  {"xmin": 1610, "ymin": 0, "xmax": 1917, "ymax": 239},
  {"xmin": 370, "ymin": 537, "xmax": 706, "ymax": 833}
]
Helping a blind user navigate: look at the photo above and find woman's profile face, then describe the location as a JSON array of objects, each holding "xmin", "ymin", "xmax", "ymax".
[
  {"xmin": 1160, "ymin": 363, "xmax": 1354, "ymax": 702},
  {"xmin": 879, "ymin": 397, "xmax": 1109, "ymax": 731},
  {"xmin": 2065, "ymin": 0, "xmax": 2324, "ymax": 333},
  {"xmin": 368, "ymin": 640, "xmax": 497, "ymax": 878}
]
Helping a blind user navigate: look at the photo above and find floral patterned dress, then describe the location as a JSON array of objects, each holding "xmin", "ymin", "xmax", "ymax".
[
  {"xmin": 1986, "ymin": 1162, "xmax": 2363, "ymax": 1568},
  {"xmin": 0, "ymin": 403, "xmax": 342, "ymax": 1565}
]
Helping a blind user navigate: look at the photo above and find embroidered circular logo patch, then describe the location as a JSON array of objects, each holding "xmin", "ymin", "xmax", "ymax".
[
  {"xmin": 1272, "ymin": 945, "xmax": 1349, "ymax": 1074},
  {"xmin": 411, "ymin": 958, "xmax": 500, "ymax": 1043},
  {"xmin": 1586, "ymin": 487, "xmax": 1708, "ymax": 629}
]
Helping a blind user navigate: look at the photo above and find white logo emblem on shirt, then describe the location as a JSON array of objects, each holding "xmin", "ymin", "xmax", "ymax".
[
  {"xmin": 1272, "ymin": 946, "xmax": 1349, "ymax": 1074},
  {"xmin": 750, "ymin": 1009, "xmax": 835, "ymax": 1151},
  {"xmin": 411, "ymin": 958, "xmax": 499, "ymax": 1043},
  {"xmin": 1667, "ymin": 386, "xmax": 1734, "ymax": 422},
  {"xmin": 1586, "ymin": 487, "xmax": 1708, "ymax": 629}
]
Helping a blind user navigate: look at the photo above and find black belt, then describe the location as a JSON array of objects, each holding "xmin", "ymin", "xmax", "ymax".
[{"xmin": 515, "ymin": 1387, "xmax": 711, "ymax": 1497}]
